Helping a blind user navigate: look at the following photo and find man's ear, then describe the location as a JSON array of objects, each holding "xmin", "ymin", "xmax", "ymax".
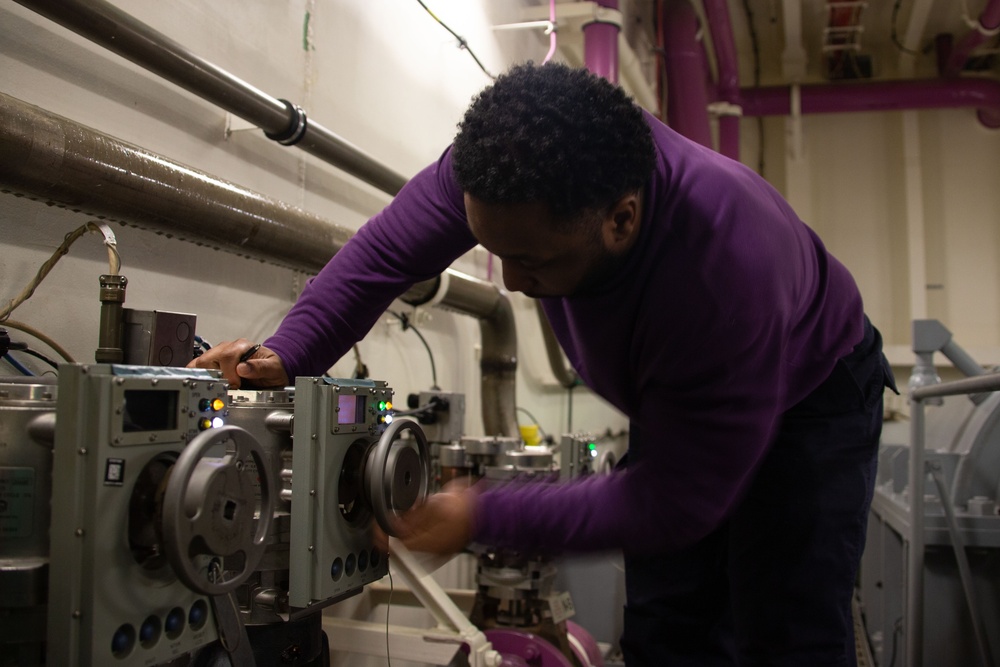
[{"xmin": 601, "ymin": 191, "xmax": 642, "ymax": 252}]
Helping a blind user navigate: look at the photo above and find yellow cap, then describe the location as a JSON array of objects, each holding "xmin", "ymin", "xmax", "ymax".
[{"xmin": 519, "ymin": 424, "xmax": 542, "ymax": 447}]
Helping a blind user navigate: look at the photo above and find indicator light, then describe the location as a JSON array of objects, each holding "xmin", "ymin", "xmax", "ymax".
[
  {"xmin": 590, "ymin": 449, "xmax": 598, "ymax": 458},
  {"xmin": 385, "ymin": 401, "xmax": 392, "ymax": 411},
  {"xmin": 211, "ymin": 417, "xmax": 225, "ymax": 429},
  {"xmin": 199, "ymin": 418, "xmax": 212, "ymax": 430},
  {"xmin": 383, "ymin": 414, "xmax": 394, "ymax": 425},
  {"xmin": 199, "ymin": 397, "xmax": 226, "ymax": 412},
  {"xmin": 211, "ymin": 397, "xmax": 225, "ymax": 411}
]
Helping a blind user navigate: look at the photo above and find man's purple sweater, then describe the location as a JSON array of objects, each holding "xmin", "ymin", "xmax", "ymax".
[{"xmin": 265, "ymin": 115, "xmax": 864, "ymax": 556}]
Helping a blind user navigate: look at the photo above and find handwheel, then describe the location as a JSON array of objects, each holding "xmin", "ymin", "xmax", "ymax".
[
  {"xmin": 162, "ymin": 425, "xmax": 274, "ymax": 595},
  {"xmin": 365, "ymin": 417, "xmax": 430, "ymax": 536}
]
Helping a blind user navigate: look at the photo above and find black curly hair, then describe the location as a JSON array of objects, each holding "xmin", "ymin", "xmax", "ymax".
[{"xmin": 452, "ymin": 62, "xmax": 655, "ymax": 224}]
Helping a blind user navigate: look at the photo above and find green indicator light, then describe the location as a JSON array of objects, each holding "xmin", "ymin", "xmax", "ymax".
[
  {"xmin": 378, "ymin": 401, "xmax": 387, "ymax": 411},
  {"xmin": 588, "ymin": 443, "xmax": 597, "ymax": 450}
]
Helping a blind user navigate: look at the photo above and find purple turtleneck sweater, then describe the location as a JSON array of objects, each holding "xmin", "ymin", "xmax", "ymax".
[{"xmin": 265, "ymin": 114, "xmax": 864, "ymax": 555}]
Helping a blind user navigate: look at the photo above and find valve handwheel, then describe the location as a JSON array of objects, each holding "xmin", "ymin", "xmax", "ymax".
[
  {"xmin": 162, "ymin": 424, "xmax": 274, "ymax": 595},
  {"xmin": 365, "ymin": 417, "xmax": 430, "ymax": 536}
]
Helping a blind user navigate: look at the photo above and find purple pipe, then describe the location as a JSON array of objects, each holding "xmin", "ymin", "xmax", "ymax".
[
  {"xmin": 944, "ymin": 0, "xmax": 1000, "ymax": 78},
  {"xmin": 660, "ymin": 0, "xmax": 713, "ymax": 149},
  {"xmin": 740, "ymin": 78, "xmax": 1000, "ymax": 129},
  {"xmin": 701, "ymin": 0, "xmax": 741, "ymax": 159},
  {"xmin": 584, "ymin": 0, "xmax": 619, "ymax": 83}
]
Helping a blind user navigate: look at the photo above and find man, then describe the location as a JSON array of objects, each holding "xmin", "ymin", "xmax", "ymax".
[{"xmin": 194, "ymin": 63, "xmax": 894, "ymax": 666}]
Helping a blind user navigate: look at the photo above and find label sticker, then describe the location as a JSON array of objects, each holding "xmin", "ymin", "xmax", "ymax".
[
  {"xmin": 0, "ymin": 467, "xmax": 35, "ymax": 539},
  {"xmin": 104, "ymin": 458, "xmax": 126, "ymax": 486}
]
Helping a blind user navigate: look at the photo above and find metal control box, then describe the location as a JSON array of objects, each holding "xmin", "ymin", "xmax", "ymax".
[
  {"xmin": 48, "ymin": 364, "xmax": 228, "ymax": 667},
  {"xmin": 288, "ymin": 377, "xmax": 394, "ymax": 610}
]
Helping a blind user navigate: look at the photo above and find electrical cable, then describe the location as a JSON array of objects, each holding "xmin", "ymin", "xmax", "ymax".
[
  {"xmin": 891, "ymin": 0, "xmax": 923, "ymax": 56},
  {"xmin": 414, "ymin": 0, "xmax": 496, "ymax": 80},
  {"xmin": 1, "ymin": 221, "xmax": 119, "ymax": 323},
  {"xmin": 3, "ymin": 354, "xmax": 35, "ymax": 377},
  {"xmin": 1, "ymin": 320, "xmax": 75, "ymax": 363},
  {"xmin": 352, "ymin": 344, "xmax": 369, "ymax": 379},
  {"xmin": 388, "ymin": 311, "xmax": 438, "ymax": 389},
  {"xmin": 14, "ymin": 347, "xmax": 59, "ymax": 371}
]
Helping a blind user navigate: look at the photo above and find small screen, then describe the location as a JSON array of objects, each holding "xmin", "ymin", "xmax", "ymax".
[
  {"xmin": 122, "ymin": 390, "xmax": 179, "ymax": 432},
  {"xmin": 337, "ymin": 395, "xmax": 366, "ymax": 425}
]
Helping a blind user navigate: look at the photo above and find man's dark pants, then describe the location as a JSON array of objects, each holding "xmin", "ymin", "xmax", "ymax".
[{"xmin": 620, "ymin": 318, "xmax": 894, "ymax": 666}]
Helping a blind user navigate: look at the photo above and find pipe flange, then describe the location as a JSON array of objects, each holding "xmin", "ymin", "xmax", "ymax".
[{"xmin": 264, "ymin": 99, "xmax": 309, "ymax": 146}]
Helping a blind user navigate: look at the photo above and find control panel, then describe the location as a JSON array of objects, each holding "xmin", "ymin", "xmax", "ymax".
[
  {"xmin": 48, "ymin": 364, "xmax": 272, "ymax": 666},
  {"xmin": 289, "ymin": 377, "xmax": 429, "ymax": 611}
]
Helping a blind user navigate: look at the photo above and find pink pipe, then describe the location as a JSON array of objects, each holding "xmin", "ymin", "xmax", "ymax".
[
  {"xmin": 660, "ymin": 0, "xmax": 713, "ymax": 149},
  {"xmin": 740, "ymin": 78, "xmax": 1000, "ymax": 129},
  {"xmin": 701, "ymin": 0, "xmax": 741, "ymax": 159},
  {"xmin": 944, "ymin": 0, "xmax": 1000, "ymax": 78},
  {"xmin": 584, "ymin": 0, "xmax": 619, "ymax": 83}
]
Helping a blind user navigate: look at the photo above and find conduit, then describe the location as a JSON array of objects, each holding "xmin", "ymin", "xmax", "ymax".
[
  {"xmin": 740, "ymin": 78, "xmax": 1000, "ymax": 129},
  {"xmin": 584, "ymin": 0, "xmax": 621, "ymax": 83},
  {"xmin": 0, "ymin": 92, "xmax": 519, "ymax": 437}
]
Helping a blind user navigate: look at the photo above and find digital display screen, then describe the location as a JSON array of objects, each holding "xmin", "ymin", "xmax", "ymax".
[
  {"xmin": 337, "ymin": 395, "xmax": 366, "ymax": 425},
  {"xmin": 122, "ymin": 390, "xmax": 179, "ymax": 432}
]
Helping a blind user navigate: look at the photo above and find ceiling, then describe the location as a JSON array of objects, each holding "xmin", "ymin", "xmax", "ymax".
[{"xmin": 620, "ymin": 0, "xmax": 1000, "ymax": 87}]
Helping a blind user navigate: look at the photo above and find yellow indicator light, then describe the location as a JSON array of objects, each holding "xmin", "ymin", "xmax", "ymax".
[
  {"xmin": 199, "ymin": 418, "xmax": 212, "ymax": 431},
  {"xmin": 384, "ymin": 401, "xmax": 393, "ymax": 411},
  {"xmin": 211, "ymin": 398, "xmax": 225, "ymax": 412}
]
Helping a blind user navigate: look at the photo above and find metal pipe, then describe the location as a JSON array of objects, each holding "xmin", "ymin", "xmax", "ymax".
[
  {"xmin": 908, "ymin": 395, "xmax": 927, "ymax": 667},
  {"xmin": 659, "ymin": 0, "xmax": 714, "ymax": 148},
  {"xmin": 740, "ymin": 78, "xmax": 1000, "ymax": 129},
  {"xmin": 584, "ymin": 0, "xmax": 620, "ymax": 83},
  {"xmin": 0, "ymin": 92, "xmax": 517, "ymax": 436},
  {"xmin": 701, "ymin": 0, "xmax": 741, "ymax": 159},
  {"xmin": 535, "ymin": 301, "xmax": 579, "ymax": 389},
  {"xmin": 13, "ymin": 0, "xmax": 408, "ymax": 195}
]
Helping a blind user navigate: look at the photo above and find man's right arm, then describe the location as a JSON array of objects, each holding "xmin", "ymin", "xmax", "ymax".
[{"xmin": 190, "ymin": 147, "xmax": 474, "ymax": 387}]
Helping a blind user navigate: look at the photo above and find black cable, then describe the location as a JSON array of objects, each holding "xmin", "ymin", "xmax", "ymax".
[
  {"xmin": 15, "ymin": 347, "xmax": 59, "ymax": 371},
  {"xmin": 388, "ymin": 311, "xmax": 438, "ymax": 389},
  {"xmin": 891, "ymin": 0, "xmax": 923, "ymax": 56},
  {"xmin": 414, "ymin": 0, "xmax": 496, "ymax": 80},
  {"xmin": 740, "ymin": 0, "xmax": 765, "ymax": 175}
]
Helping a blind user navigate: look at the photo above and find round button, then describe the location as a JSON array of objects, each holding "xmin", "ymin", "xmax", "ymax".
[
  {"xmin": 165, "ymin": 607, "xmax": 186, "ymax": 638},
  {"xmin": 331, "ymin": 557, "xmax": 344, "ymax": 581},
  {"xmin": 111, "ymin": 624, "xmax": 136, "ymax": 658},
  {"xmin": 188, "ymin": 600, "xmax": 209, "ymax": 631}
]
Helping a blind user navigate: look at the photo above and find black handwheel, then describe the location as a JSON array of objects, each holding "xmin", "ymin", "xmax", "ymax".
[
  {"xmin": 364, "ymin": 418, "xmax": 430, "ymax": 536},
  {"xmin": 162, "ymin": 425, "xmax": 274, "ymax": 595}
]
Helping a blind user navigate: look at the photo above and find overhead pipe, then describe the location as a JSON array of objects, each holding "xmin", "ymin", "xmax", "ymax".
[
  {"xmin": 0, "ymin": 92, "xmax": 519, "ymax": 437},
  {"xmin": 658, "ymin": 0, "xmax": 714, "ymax": 149},
  {"xmin": 740, "ymin": 78, "xmax": 1000, "ymax": 129},
  {"xmin": 944, "ymin": 0, "xmax": 1000, "ymax": 79},
  {"xmin": 584, "ymin": 0, "xmax": 621, "ymax": 83},
  {"xmin": 700, "ymin": 0, "xmax": 742, "ymax": 159},
  {"xmin": 13, "ymin": 0, "xmax": 408, "ymax": 196}
]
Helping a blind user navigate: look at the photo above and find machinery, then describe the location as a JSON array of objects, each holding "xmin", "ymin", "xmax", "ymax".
[
  {"xmin": 861, "ymin": 320, "xmax": 1000, "ymax": 667},
  {"xmin": 0, "ymin": 359, "xmax": 431, "ymax": 666}
]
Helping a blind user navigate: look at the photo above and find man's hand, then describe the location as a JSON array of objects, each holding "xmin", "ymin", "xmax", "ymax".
[
  {"xmin": 187, "ymin": 338, "xmax": 289, "ymax": 389},
  {"xmin": 374, "ymin": 482, "xmax": 478, "ymax": 555}
]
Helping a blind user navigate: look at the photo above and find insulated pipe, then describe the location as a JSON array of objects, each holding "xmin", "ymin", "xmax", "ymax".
[
  {"xmin": 659, "ymin": 0, "xmax": 714, "ymax": 149},
  {"xmin": 0, "ymin": 92, "xmax": 520, "ymax": 438},
  {"xmin": 944, "ymin": 0, "xmax": 1000, "ymax": 79},
  {"xmin": 740, "ymin": 78, "xmax": 1000, "ymax": 129},
  {"xmin": 13, "ymin": 0, "xmax": 408, "ymax": 196},
  {"xmin": 701, "ymin": 0, "xmax": 741, "ymax": 159},
  {"xmin": 584, "ymin": 0, "xmax": 620, "ymax": 83}
]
